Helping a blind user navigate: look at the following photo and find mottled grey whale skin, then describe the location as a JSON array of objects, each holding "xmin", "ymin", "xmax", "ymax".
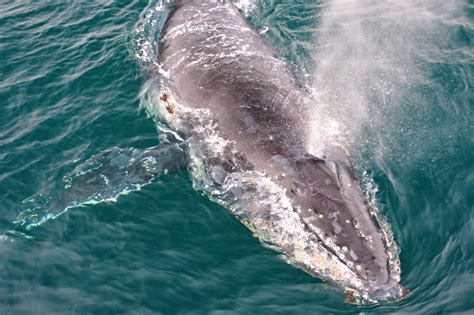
[{"xmin": 158, "ymin": 0, "xmax": 406, "ymax": 302}]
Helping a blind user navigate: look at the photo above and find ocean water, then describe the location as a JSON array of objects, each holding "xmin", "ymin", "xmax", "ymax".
[{"xmin": 0, "ymin": 0, "xmax": 472, "ymax": 313}]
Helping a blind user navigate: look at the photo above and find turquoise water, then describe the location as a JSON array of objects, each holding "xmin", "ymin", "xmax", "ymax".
[{"xmin": 0, "ymin": 0, "xmax": 473, "ymax": 313}]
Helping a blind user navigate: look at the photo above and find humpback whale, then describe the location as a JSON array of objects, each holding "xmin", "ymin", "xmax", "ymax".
[
  {"xmin": 7, "ymin": 0, "xmax": 407, "ymax": 304},
  {"xmin": 149, "ymin": 0, "xmax": 407, "ymax": 303}
]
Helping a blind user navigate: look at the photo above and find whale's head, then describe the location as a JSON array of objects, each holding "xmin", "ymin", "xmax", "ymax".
[{"xmin": 273, "ymin": 151, "xmax": 407, "ymax": 302}]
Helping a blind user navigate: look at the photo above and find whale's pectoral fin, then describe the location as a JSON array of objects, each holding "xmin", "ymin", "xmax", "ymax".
[{"xmin": 3, "ymin": 144, "xmax": 186, "ymax": 239}]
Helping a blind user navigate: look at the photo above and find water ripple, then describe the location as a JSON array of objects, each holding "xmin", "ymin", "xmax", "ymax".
[{"xmin": 0, "ymin": 0, "xmax": 472, "ymax": 313}]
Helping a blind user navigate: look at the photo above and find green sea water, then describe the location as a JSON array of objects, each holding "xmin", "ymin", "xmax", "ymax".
[{"xmin": 0, "ymin": 0, "xmax": 473, "ymax": 313}]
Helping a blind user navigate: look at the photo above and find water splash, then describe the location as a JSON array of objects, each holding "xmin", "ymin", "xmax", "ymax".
[
  {"xmin": 233, "ymin": 0, "xmax": 257, "ymax": 16},
  {"xmin": 129, "ymin": 1, "xmax": 168, "ymax": 68}
]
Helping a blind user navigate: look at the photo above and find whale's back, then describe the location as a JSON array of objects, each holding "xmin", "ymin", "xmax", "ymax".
[{"xmin": 159, "ymin": 1, "xmax": 310, "ymax": 162}]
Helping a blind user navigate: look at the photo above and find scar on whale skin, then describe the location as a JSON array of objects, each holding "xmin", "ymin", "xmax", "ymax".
[
  {"xmin": 160, "ymin": 92, "xmax": 169, "ymax": 102},
  {"xmin": 161, "ymin": 92, "xmax": 175, "ymax": 114}
]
